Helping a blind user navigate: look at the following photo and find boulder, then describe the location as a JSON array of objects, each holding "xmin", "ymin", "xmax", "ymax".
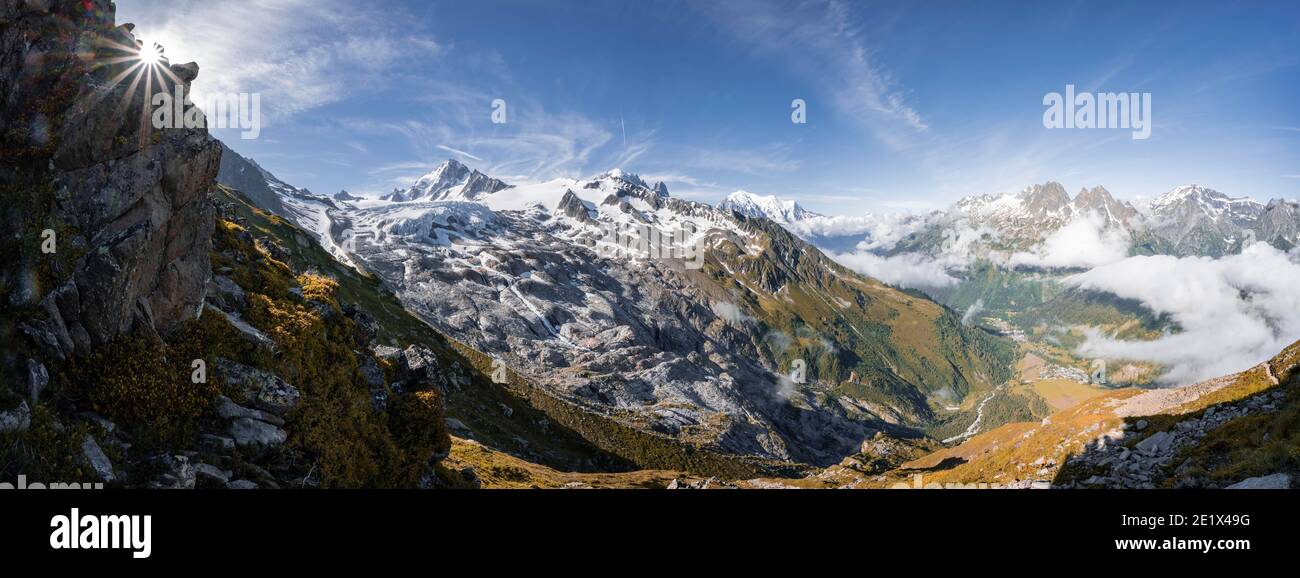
[
  {"xmin": 215, "ymin": 396, "xmax": 284, "ymax": 427},
  {"xmin": 229, "ymin": 418, "xmax": 287, "ymax": 451},
  {"xmin": 207, "ymin": 275, "xmax": 247, "ymax": 311},
  {"xmin": 169, "ymin": 61, "xmax": 199, "ymax": 83},
  {"xmin": 200, "ymin": 433, "xmax": 236, "ymax": 452},
  {"xmin": 194, "ymin": 463, "xmax": 232, "ymax": 487},
  {"xmin": 401, "ymin": 345, "xmax": 450, "ymax": 391},
  {"xmin": 402, "ymin": 345, "xmax": 438, "ymax": 378},
  {"xmin": 205, "ymin": 305, "xmax": 277, "ymax": 352},
  {"xmin": 148, "ymin": 455, "xmax": 196, "ymax": 490},
  {"xmin": 373, "ymin": 345, "xmax": 403, "ymax": 361},
  {"xmin": 0, "ymin": 401, "xmax": 31, "ymax": 433},
  {"xmin": 1135, "ymin": 431, "xmax": 1173, "ymax": 455},
  {"xmin": 1226, "ymin": 473, "xmax": 1291, "ymax": 490},
  {"xmin": 214, "ymin": 358, "xmax": 300, "ymax": 416},
  {"xmin": 344, "ymin": 304, "xmax": 380, "ymax": 345},
  {"xmin": 80, "ymin": 435, "xmax": 115, "ymax": 483},
  {"xmin": 26, "ymin": 359, "xmax": 48, "ymax": 404}
]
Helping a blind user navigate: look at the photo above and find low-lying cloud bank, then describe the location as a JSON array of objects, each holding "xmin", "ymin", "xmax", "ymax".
[
  {"xmin": 1009, "ymin": 213, "xmax": 1131, "ymax": 269},
  {"xmin": 1067, "ymin": 243, "xmax": 1300, "ymax": 385},
  {"xmin": 787, "ymin": 213, "xmax": 928, "ymax": 245},
  {"xmin": 828, "ymin": 250, "xmax": 960, "ymax": 288},
  {"xmin": 827, "ymin": 217, "xmax": 992, "ymax": 290}
]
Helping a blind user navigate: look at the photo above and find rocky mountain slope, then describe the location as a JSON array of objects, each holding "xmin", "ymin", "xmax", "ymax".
[
  {"xmin": 946, "ymin": 182, "xmax": 1137, "ymax": 251},
  {"xmin": 219, "ymin": 158, "xmax": 1018, "ymax": 471},
  {"xmin": 214, "ymin": 141, "xmax": 287, "ymax": 217},
  {"xmin": 2, "ymin": 0, "xmax": 220, "ymax": 483},
  {"xmin": 0, "ymin": 1, "xmax": 476, "ymax": 489},
  {"xmin": 2, "ymin": 1, "xmax": 218, "ymax": 365},
  {"xmin": 732, "ymin": 182, "xmax": 1299, "ymax": 388},
  {"xmin": 1145, "ymin": 184, "xmax": 1292, "ymax": 256},
  {"xmin": 216, "ymin": 145, "xmax": 355, "ymax": 266}
]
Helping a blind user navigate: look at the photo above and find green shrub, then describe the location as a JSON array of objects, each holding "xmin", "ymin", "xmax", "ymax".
[
  {"xmin": 389, "ymin": 390, "xmax": 452, "ymax": 464},
  {"xmin": 67, "ymin": 334, "xmax": 218, "ymax": 448}
]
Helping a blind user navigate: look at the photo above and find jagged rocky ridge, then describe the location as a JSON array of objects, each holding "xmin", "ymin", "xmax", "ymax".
[
  {"xmin": 741, "ymin": 180, "xmax": 1300, "ymax": 262},
  {"xmin": 2, "ymin": 0, "xmax": 218, "ymax": 363}
]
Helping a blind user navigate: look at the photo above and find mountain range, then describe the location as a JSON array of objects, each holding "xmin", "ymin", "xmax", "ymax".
[
  {"xmin": 218, "ymin": 151, "xmax": 1016, "ymax": 469},
  {"xmin": 211, "ymin": 148, "xmax": 1300, "ymax": 489},
  {"xmin": 731, "ymin": 180, "xmax": 1300, "ymax": 260}
]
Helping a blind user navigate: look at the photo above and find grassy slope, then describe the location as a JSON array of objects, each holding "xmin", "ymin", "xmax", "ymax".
[
  {"xmin": 440, "ymin": 437, "xmax": 696, "ymax": 489},
  {"xmin": 700, "ymin": 218, "xmax": 1018, "ymax": 431},
  {"xmin": 1019, "ymin": 288, "xmax": 1174, "ymax": 343},
  {"xmin": 928, "ymin": 260, "xmax": 1055, "ymax": 315},
  {"xmin": 835, "ymin": 340, "xmax": 1300, "ymax": 489}
]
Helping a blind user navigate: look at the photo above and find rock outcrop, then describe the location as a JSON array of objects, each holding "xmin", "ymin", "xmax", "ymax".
[{"xmin": 1, "ymin": 0, "xmax": 221, "ymax": 362}]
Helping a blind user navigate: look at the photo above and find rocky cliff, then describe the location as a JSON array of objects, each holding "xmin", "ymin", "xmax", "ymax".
[{"xmin": 2, "ymin": 0, "xmax": 219, "ymax": 365}]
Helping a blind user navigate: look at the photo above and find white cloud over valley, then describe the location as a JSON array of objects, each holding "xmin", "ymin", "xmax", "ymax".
[
  {"xmin": 1067, "ymin": 244, "xmax": 1300, "ymax": 385},
  {"xmin": 1009, "ymin": 213, "xmax": 1131, "ymax": 270},
  {"xmin": 829, "ymin": 251, "xmax": 959, "ymax": 289}
]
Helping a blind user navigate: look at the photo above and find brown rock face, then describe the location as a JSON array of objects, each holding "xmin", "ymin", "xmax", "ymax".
[{"xmin": 1, "ymin": 0, "xmax": 221, "ymax": 359}]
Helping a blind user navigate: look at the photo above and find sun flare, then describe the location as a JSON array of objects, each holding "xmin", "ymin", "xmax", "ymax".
[{"xmin": 136, "ymin": 39, "xmax": 164, "ymax": 66}]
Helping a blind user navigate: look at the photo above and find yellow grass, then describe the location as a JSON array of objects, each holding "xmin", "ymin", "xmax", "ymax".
[
  {"xmin": 442, "ymin": 438, "xmax": 692, "ymax": 489},
  {"xmin": 1033, "ymin": 379, "xmax": 1109, "ymax": 412}
]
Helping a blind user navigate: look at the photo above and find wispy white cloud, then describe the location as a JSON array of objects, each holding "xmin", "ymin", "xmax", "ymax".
[
  {"xmin": 437, "ymin": 144, "xmax": 483, "ymax": 162},
  {"xmin": 117, "ymin": 0, "xmax": 441, "ymax": 121},
  {"xmin": 342, "ymin": 106, "xmax": 616, "ymax": 191},
  {"xmin": 681, "ymin": 145, "xmax": 801, "ymax": 175},
  {"xmin": 699, "ymin": 0, "xmax": 928, "ymax": 149},
  {"xmin": 823, "ymin": 213, "xmax": 988, "ymax": 290}
]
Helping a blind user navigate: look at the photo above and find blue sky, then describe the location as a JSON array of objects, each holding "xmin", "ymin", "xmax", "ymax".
[{"xmin": 118, "ymin": 0, "xmax": 1299, "ymax": 214}]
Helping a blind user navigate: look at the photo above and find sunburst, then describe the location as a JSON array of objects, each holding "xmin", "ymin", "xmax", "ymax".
[
  {"xmin": 77, "ymin": 31, "xmax": 190, "ymax": 148},
  {"xmin": 136, "ymin": 39, "xmax": 165, "ymax": 66}
]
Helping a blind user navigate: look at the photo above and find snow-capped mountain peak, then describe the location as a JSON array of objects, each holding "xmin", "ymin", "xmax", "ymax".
[
  {"xmin": 1148, "ymin": 184, "xmax": 1262, "ymax": 221},
  {"xmin": 593, "ymin": 168, "xmax": 669, "ymax": 197},
  {"xmin": 416, "ymin": 158, "xmax": 469, "ymax": 186},
  {"xmin": 383, "ymin": 159, "xmax": 510, "ymax": 202},
  {"xmin": 1019, "ymin": 181, "xmax": 1072, "ymax": 218},
  {"xmin": 718, "ymin": 190, "xmax": 816, "ymax": 222},
  {"xmin": 1073, "ymin": 185, "xmax": 1139, "ymax": 227},
  {"xmin": 602, "ymin": 168, "xmax": 647, "ymax": 188},
  {"xmin": 1143, "ymin": 184, "xmax": 1268, "ymax": 255}
]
